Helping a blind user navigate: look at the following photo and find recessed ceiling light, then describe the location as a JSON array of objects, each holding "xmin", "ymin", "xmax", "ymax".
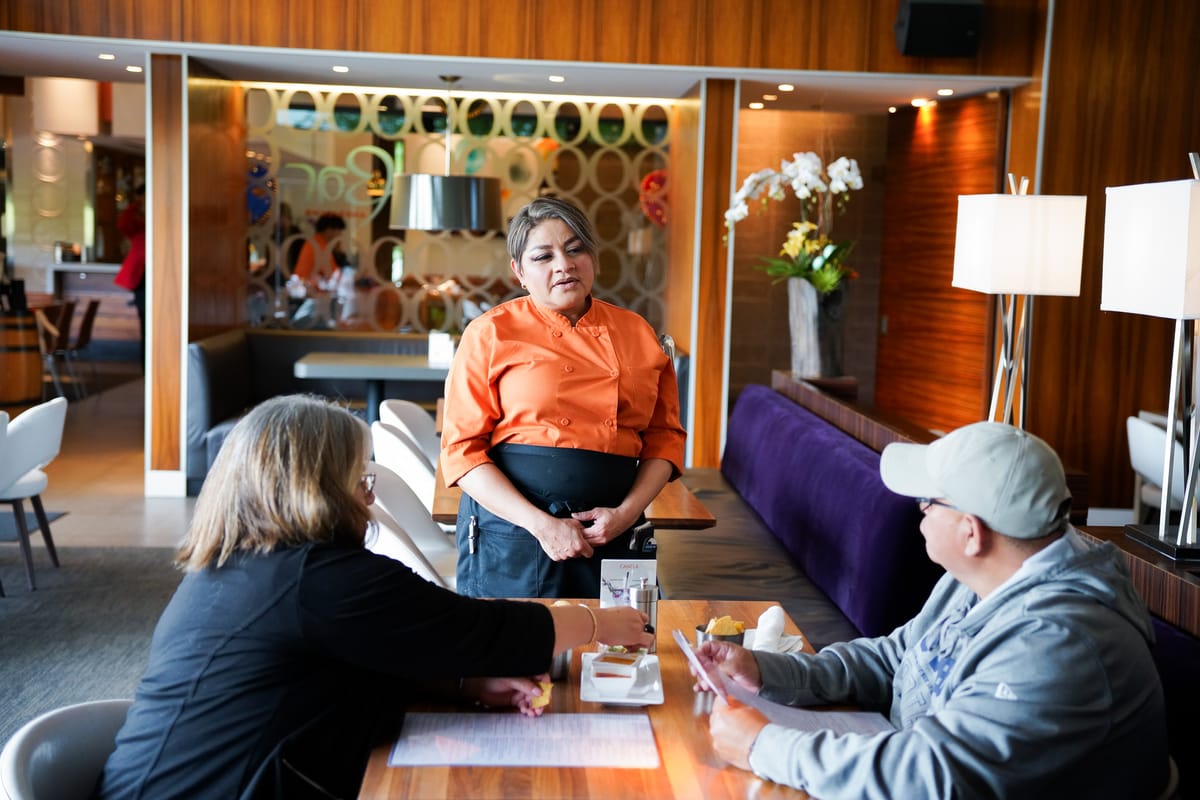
[
  {"xmin": 331, "ymin": 65, "xmax": 350, "ymax": 74},
  {"xmin": 748, "ymin": 101, "xmax": 765, "ymax": 110},
  {"xmin": 937, "ymin": 88, "xmax": 954, "ymax": 97},
  {"xmin": 98, "ymin": 53, "xmax": 116, "ymax": 61},
  {"xmin": 911, "ymin": 98, "xmax": 929, "ymax": 107},
  {"xmin": 548, "ymin": 75, "xmax": 566, "ymax": 83},
  {"xmin": 888, "ymin": 106, "xmax": 897, "ymax": 113},
  {"xmin": 777, "ymin": 84, "xmax": 795, "ymax": 92},
  {"xmin": 125, "ymin": 65, "xmax": 143, "ymax": 73},
  {"xmin": 763, "ymin": 94, "xmax": 778, "ymax": 101}
]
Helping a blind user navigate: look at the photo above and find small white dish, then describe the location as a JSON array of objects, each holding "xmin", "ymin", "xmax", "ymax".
[{"xmin": 580, "ymin": 652, "xmax": 664, "ymax": 706}]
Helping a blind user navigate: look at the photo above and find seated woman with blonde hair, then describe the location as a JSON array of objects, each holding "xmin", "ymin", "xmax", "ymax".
[{"xmin": 96, "ymin": 394, "xmax": 651, "ymax": 799}]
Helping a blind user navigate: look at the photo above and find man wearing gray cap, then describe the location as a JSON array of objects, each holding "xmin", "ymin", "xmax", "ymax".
[{"xmin": 695, "ymin": 421, "xmax": 1169, "ymax": 798}]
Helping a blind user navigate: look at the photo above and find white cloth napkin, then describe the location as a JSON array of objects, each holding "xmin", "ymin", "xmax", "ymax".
[{"xmin": 751, "ymin": 606, "xmax": 806, "ymax": 653}]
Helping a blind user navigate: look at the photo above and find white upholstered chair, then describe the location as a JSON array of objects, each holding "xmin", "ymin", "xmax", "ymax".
[
  {"xmin": 378, "ymin": 398, "xmax": 440, "ymax": 467},
  {"xmin": 0, "ymin": 698, "xmax": 132, "ymax": 800},
  {"xmin": 370, "ymin": 421, "xmax": 436, "ymax": 515},
  {"xmin": 0, "ymin": 397, "xmax": 69, "ymax": 590},
  {"xmin": 1126, "ymin": 415, "xmax": 1185, "ymax": 524},
  {"xmin": 367, "ymin": 460, "xmax": 456, "ymax": 588}
]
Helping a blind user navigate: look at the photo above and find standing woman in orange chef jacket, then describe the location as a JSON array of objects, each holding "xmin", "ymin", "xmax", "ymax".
[{"xmin": 441, "ymin": 197, "xmax": 687, "ymax": 598}]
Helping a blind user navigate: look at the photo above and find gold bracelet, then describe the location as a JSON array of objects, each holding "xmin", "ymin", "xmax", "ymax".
[{"xmin": 578, "ymin": 603, "xmax": 598, "ymax": 645}]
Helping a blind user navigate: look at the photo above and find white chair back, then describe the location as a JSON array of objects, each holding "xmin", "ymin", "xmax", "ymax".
[
  {"xmin": 370, "ymin": 421, "xmax": 436, "ymax": 514},
  {"xmin": 0, "ymin": 398, "xmax": 67, "ymax": 492},
  {"xmin": 368, "ymin": 459, "xmax": 456, "ymax": 573},
  {"xmin": 367, "ymin": 505, "xmax": 451, "ymax": 589},
  {"xmin": 0, "ymin": 698, "xmax": 132, "ymax": 800},
  {"xmin": 378, "ymin": 399, "xmax": 440, "ymax": 467},
  {"xmin": 1127, "ymin": 415, "xmax": 1186, "ymax": 507}
]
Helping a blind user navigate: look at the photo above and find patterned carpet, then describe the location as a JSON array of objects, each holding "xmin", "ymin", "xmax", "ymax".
[{"xmin": 0, "ymin": 546, "xmax": 182, "ymax": 743}]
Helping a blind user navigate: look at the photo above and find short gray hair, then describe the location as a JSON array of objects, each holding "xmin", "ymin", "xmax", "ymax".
[{"xmin": 506, "ymin": 197, "xmax": 598, "ymax": 264}]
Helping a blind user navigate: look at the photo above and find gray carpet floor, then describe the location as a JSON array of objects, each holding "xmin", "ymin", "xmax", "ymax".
[{"xmin": 0, "ymin": 546, "xmax": 182, "ymax": 744}]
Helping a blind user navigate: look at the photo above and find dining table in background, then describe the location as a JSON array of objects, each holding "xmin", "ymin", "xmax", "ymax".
[
  {"xmin": 432, "ymin": 461, "xmax": 716, "ymax": 530},
  {"xmin": 293, "ymin": 352, "xmax": 449, "ymax": 424},
  {"xmin": 358, "ymin": 598, "xmax": 815, "ymax": 800}
]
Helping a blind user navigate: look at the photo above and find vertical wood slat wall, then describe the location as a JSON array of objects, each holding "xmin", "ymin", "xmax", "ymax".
[
  {"xmin": 873, "ymin": 96, "xmax": 1008, "ymax": 435},
  {"xmin": 1029, "ymin": 0, "xmax": 1200, "ymax": 507},
  {"xmin": 0, "ymin": 1, "xmax": 1042, "ymax": 78}
]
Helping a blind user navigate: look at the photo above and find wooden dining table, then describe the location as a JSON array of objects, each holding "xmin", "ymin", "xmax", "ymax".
[
  {"xmin": 432, "ymin": 462, "xmax": 716, "ymax": 529},
  {"xmin": 358, "ymin": 598, "xmax": 815, "ymax": 799},
  {"xmin": 293, "ymin": 352, "xmax": 449, "ymax": 424}
]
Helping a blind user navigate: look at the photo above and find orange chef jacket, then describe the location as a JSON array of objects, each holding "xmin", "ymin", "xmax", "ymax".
[{"xmin": 441, "ymin": 296, "xmax": 686, "ymax": 488}]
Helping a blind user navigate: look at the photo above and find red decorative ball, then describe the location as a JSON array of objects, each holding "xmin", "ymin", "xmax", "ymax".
[{"xmin": 639, "ymin": 169, "xmax": 668, "ymax": 228}]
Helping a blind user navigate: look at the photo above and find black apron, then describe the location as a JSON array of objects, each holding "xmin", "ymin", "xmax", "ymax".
[{"xmin": 456, "ymin": 443, "xmax": 654, "ymax": 598}]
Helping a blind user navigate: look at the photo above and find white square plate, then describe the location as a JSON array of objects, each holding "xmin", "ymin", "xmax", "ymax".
[{"xmin": 580, "ymin": 652, "xmax": 664, "ymax": 706}]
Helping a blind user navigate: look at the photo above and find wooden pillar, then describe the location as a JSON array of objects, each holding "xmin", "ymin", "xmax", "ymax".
[
  {"xmin": 146, "ymin": 53, "xmax": 185, "ymax": 495},
  {"xmin": 690, "ymin": 79, "xmax": 736, "ymax": 468}
]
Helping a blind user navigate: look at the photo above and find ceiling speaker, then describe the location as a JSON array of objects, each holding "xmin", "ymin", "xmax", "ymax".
[{"xmin": 895, "ymin": 0, "xmax": 984, "ymax": 58}]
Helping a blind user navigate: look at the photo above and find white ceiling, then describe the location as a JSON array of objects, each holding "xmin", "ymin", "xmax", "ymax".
[{"xmin": 0, "ymin": 31, "xmax": 1030, "ymax": 114}]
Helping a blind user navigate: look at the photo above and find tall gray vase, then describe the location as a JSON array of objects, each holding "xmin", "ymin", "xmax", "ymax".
[{"xmin": 787, "ymin": 277, "xmax": 843, "ymax": 378}]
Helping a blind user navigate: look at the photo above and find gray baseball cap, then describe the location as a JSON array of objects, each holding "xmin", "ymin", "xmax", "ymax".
[{"xmin": 880, "ymin": 422, "xmax": 1071, "ymax": 539}]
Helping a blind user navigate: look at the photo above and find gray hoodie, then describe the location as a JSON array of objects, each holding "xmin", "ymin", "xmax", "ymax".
[{"xmin": 748, "ymin": 529, "xmax": 1168, "ymax": 799}]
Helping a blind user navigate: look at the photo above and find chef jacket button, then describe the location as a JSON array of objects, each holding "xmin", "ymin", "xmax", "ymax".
[
  {"xmin": 560, "ymin": 417, "xmax": 571, "ymax": 426},
  {"xmin": 606, "ymin": 418, "xmax": 615, "ymax": 428},
  {"xmin": 553, "ymin": 330, "xmax": 563, "ymax": 338},
  {"xmin": 610, "ymin": 370, "xmax": 618, "ymax": 377},
  {"xmin": 564, "ymin": 365, "xmax": 574, "ymax": 373},
  {"xmin": 592, "ymin": 330, "xmax": 602, "ymax": 337}
]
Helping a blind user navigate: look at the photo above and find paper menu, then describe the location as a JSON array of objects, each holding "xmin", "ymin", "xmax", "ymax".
[
  {"xmin": 599, "ymin": 559, "xmax": 657, "ymax": 608},
  {"xmin": 671, "ymin": 628, "xmax": 727, "ymax": 700},
  {"xmin": 722, "ymin": 675, "xmax": 894, "ymax": 736}
]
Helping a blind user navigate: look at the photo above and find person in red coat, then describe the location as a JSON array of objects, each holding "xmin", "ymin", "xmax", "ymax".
[{"xmin": 113, "ymin": 183, "xmax": 146, "ymax": 362}]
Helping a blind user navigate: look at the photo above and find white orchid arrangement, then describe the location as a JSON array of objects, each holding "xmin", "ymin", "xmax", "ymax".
[{"xmin": 725, "ymin": 151, "xmax": 864, "ymax": 294}]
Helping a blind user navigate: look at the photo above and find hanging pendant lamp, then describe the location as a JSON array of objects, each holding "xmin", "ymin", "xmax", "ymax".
[{"xmin": 389, "ymin": 75, "xmax": 504, "ymax": 232}]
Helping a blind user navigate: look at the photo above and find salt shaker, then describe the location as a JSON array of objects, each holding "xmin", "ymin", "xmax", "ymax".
[{"xmin": 630, "ymin": 576, "xmax": 658, "ymax": 653}]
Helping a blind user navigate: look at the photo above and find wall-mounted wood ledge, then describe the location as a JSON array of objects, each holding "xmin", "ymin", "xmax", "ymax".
[{"xmin": 1078, "ymin": 526, "xmax": 1200, "ymax": 639}]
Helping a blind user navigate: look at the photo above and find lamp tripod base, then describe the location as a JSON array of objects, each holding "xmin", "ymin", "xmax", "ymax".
[{"xmin": 1124, "ymin": 524, "xmax": 1200, "ymax": 561}]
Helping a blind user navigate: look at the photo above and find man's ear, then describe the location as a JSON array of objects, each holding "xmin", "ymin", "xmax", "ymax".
[{"xmin": 960, "ymin": 514, "xmax": 990, "ymax": 558}]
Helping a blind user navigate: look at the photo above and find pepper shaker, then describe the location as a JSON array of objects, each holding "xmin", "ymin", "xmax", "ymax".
[{"xmin": 630, "ymin": 576, "xmax": 657, "ymax": 653}]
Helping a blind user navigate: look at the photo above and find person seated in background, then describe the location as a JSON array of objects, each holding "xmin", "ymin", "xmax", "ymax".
[
  {"xmin": 291, "ymin": 212, "xmax": 347, "ymax": 294},
  {"xmin": 694, "ymin": 422, "xmax": 1169, "ymax": 799},
  {"xmin": 96, "ymin": 394, "xmax": 651, "ymax": 800}
]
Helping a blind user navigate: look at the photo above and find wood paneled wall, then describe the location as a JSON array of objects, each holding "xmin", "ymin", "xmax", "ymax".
[
  {"xmin": 874, "ymin": 95, "xmax": 1007, "ymax": 434},
  {"xmin": 4, "ymin": 0, "xmax": 1041, "ymax": 79},
  {"xmin": 1028, "ymin": 0, "xmax": 1200, "ymax": 507}
]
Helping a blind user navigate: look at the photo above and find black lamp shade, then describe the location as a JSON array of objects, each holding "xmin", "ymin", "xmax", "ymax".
[{"xmin": 389, "ymin": 174, "xmax": 504, "ymax": 232}]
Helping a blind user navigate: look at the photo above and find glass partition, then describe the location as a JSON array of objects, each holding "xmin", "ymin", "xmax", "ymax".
[{"xmin": 243, "ymin": 84, "xmax": 673, "ymax": 333}]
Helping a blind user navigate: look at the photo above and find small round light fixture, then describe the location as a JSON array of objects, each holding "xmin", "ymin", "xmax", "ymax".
[
  {"xmin": 937, "ymin": 88, "xmax": 955, "ymax": 97},
  {"xmin": 911, "ymin": 97, "xmax": 929, "ymax": 107},
  {"xmin": 331, "ymin": 65, "xmax": 350, "ymax": 74},
  {"xmin": 777, "ymin": 84, "xmax": 795, "ymax": 92},
  {"xmin": 748, "ymin": 101, "xmax": 765, "ymax": 110},
  {"xmin": 763, "ymin": 94, "xmax": 778, "ymax": 101},
  {"xmin": 125, "ymin": 65, "xmax": 143, "ymax": 73},
  {"xmin": 888, "ymin": 106, "xmax": 897, "ymax": 113},
  {"xmin": 548, "ymin": 75, "xmax": 566, "ymax": 83},
  {"xmin": 98, "ymin": 53, "xmax": 116, "ymax": 61}
]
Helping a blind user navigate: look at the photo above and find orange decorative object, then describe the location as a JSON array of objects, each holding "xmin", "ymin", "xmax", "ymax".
[{"xmin": 639, "ymin": 169, "xmax": 668, "ymax": 228}]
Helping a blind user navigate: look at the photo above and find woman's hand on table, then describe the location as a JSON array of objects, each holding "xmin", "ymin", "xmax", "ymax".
[
  {"xmin": 709, "ymin": 697, "xmax": 769, "ymax": 771},
  {"xmin": 692, "ymin": 641, "xmax": 763, "ymax": 694},
  {"xmin": 595, "ymin": 606, "xmax": 654, "ymax": 651},
  {"xmin": 530, "ymin": 516, "xmax": 593, "ymax": 561},
  {"xmin": 464, "ymin": 676, "xmax": 551, "ymax": 717}
]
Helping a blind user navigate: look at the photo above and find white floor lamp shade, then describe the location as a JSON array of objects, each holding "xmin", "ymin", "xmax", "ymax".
[
  {"xmin": 1101, "ymin": 177, "xmax": 1200, "ymax": 558},
  {"xmin": 952, "ymin": 192, "xmax": 1087, "ymax": 427}
]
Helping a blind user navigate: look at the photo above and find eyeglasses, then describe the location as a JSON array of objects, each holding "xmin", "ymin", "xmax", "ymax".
[
  {"xmin": 359, "ymin": 473, "xmax": 376, "ymax": 493},
  {"xmin": 917, "ymin": 497, "xmax": 957, "ymax": 514}
]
